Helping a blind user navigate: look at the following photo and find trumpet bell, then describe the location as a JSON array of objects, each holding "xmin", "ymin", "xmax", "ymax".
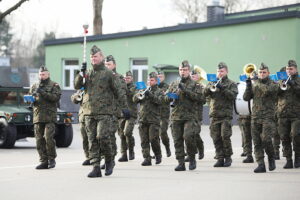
[{"xmin": 243, "ymin": 63, "xmax": 257, "ymax": 77}]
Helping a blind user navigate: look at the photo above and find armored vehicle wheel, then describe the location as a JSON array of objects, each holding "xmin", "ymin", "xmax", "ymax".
[
  {"xmin": 0, "ymin": 123, "xmax": 17, "ymax": 148},
  {"xmin": 55, "ymin": 124, "xmax": 73, "ymax": 147}
]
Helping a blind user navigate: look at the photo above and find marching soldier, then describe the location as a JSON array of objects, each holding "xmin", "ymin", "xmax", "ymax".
[
  {"xmin": 133, "ymin": 72, "xmax": 163, "ymax": 166},
  {"xmin": 243, "ymin": 63, "xmax": 277, "ymax": 173},
  {"xmin": 29, "ymin": 66, "xmax": 61, "ymax": 169},
  {"xmin": 157, "ymin": 71, "xmax": 171, "ymax": 157},
  {"xmin": 238, "ymin": 114, "xmax": 254, "ymax": 163},
  {"xmin": 204, "ymin": 62, "xmax": 238, "ymax": 167},
  {"xmin": 70, "ymin": 92, "xmax": 91, "ymax": 166},
  {"xmin": 118, "ymin": 71, "xmax": 137, "ymax": 161},
  {"xmin": 277, "ymin": 60, "xmax": 300, "ymax": 168},
  {"xmin": 166, "ymin": 61, "xmax": 205, "ymax": 171},
  {"xmin": 74, "ymin": 45, "xmax": 129, "ymax": 178}
]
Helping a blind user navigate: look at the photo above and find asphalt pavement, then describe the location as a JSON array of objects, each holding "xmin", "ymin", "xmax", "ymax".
[{"xmin": 0, "ymin": 124, "xmax": 300, "ymax": 200}]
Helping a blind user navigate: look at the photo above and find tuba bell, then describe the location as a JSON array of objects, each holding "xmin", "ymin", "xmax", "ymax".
[
  {"xmin": 193, "ymin": 65, "xmax": 207, "ymax": 83},
  {"xmin": 243, "ymin": 63, "xmax": 257, "ymax": 77}
]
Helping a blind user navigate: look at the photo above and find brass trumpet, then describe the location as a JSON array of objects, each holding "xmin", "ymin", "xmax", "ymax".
[
  {"xmin": 243, "ymin": 63, "xmax": 257, "ymax": 77},
  {"xmin": 137, "ymin": 87, "xmax": 151, "ymax": 100},
  {"xmin": 71, "ymin": 90, "xmax": 84, "ymax": 104},
  {"xmin": 210, "ymin": 77, "xmax": 222, "ymax": 92},
  {"xmin": 280, "ymin": 75, "xmax": 291, "ymax": 91}
]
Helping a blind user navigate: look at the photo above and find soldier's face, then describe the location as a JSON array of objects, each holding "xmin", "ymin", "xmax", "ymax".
[
  {"xmin": 105, "ymin": 61, "xmax": 116, "ymax": 71},
  {"xmin": 90, "ymin": 52, "xmax": 104, "ymax": 66},
  {"xmin": 286, "ymin": 66, "xmax": 297, "ymax": 76},
  {"xmin": 157, "ymin": 74, "xmax": 165, "ymax": 82},
  {"xmin": 149, "ymin": 78, "xmax": 157, "ymax": 86},
  {"xmin": 217, "ymin": 68, "xmax": 227, "ymax": 78},
  {"xmin": 39, "ymin": 71, "xmax": 49, "ymax": 80},
  {"xmin": 124, "ymin": 76, "xmax": 132, "ymax": 83},
  {"xmin": 179, "ymin": 67, "xmax": 190, "ymax": 78},
  {"xmin": 258, "ymin": 69, "xmax": 270, "ymax": 79},
  {"xmin": 191, "ymin": 73, "xmax": 199, "ymax": 81}
]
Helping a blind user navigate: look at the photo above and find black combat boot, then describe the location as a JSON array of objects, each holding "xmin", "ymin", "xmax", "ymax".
[
  {"xmin": 189, "ymin": 159, "xmax": 196, "ymax": 170},
  {"xmin": 243, "ymin": 155, "xmax": 254, "ymax": 163},
  {"xmin": 175, "ymin": 161, "xmax": 186, "ymax": 171},
  {"xmin": 254, "ymin": 164, "xmax": 266, "ymax": 173},
  {"xmin": 87, "ymin": 166, "xmax": 102, "ymax": 178},
  {"xmin": 224, "ymin": 157, "xmax": 232, "ymax": 167},
  {"xmin": 274, "ymin": 152, "xmax": 280, "ymax": 160},
  {"xmin": 105, "ymin": 160, "xmax": 114, "ymax": 176},
  {"xmin": 141, "ymin": 159, "xmax": 152, "ymax": 166},
  {"xmin": 198, "ymin": 152, "xmax": 204, "ymax": 160},
  {"xmin": 184, "ymin": 156, "xmax": 190, "ymax": 162},
  {"xmin": 82, "ymin": 159, "xmax": 91, "ymax": 166},
  {"xmin": 129, "ymin": 150, "xmax": 135, "ymax": 160},
  {"xmin": 283, "ymin": 159, "xmax": 293, "ymax": 169},
  {"xmin": 268, "ymin": 157, "xmax": 276, "ymax": 171},
  {"xmin": 118, "ymin": 153, "xmax": 128, "ymax": 162},
  {"xmin": 155, "ymin": 155, "xmax": 162, "ymax": 164},
  {"xmin": 35, "ymin": 162, "xmax": 49, "ymax": 170},
  {"xmin": 166, "ymin": 146, "xmax": 171, "ymax": 157},
  {"xmin": 214, "ymin": 159, "xmax": 224, "ymax": 167},
  {"xmin": 240, "ymin": 152, "xmax": 247, "ymax": 157},
  {"xmin": 48, "ymin": 159, "xmax": 56, "ymax": 169},
  {"xmin": 294, "ymin": 157, "xmax": 300, "ymax": 168}
]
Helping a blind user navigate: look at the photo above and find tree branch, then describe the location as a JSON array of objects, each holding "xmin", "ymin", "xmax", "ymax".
[{"xmin": 0, "ymin": 0, "xmax": 29, "ymax": 23}]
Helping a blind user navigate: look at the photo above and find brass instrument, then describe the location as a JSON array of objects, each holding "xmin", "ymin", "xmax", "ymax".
[
  {"xmin": 71, "ymin": 89, "xmax": 84, "ymax": 103},
  {"xmin": 137, "ymin": 87, "xmax": 151, "ymax": 100},
  {"xmin": 243, "ymin": 63, "xmax": 257, "ymax": 77},
  {"xmin": 210, "ymin": 77, "xmax": 222, "ymax": 92},
  {"xmin": 193, "ymin": 65, "xmax": 207, "ymax": 83},
  {"xmin": 280, "ymin": 75, "xmax": 291, "ymax": 91}
]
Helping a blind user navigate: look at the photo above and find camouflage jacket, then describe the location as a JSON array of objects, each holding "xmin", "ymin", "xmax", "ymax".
[
  {"xmin": 158, "ymin": 81, "xmax": 170, "ymax": 119},
  {"xmin": 74, "ymin": 64, "xmax": 127, "ymax": 116},
  {"xmin": 195, "ymin": 83, "xmax": 206, "ymax": 122},
  {"xmin": 29, "ymin": 78, "xmax": 61, "ymax": 123},
  {"xmin": 243, "ymin": 77, "xmax": 277, "ymax": 119},
  {"xmin": 126, "ymin": 82, "xmax": 138, "ymax": 119},
  {"xmin": 167, "ymin": 77, "xmax": 205, "ymax": 121},
  {"xmin": 133, "ymin": 84, "xmax": 162, "ymax": 125},
  {"xmin": 111, "ymin": 71, "xmax": 128, "ymax": 118},
  {"xmin": 277, "ymin": 73, "xmax": 300, "ymax": 118},
  {"xmin": 204, "ymin": 76, "xmax": 238, "ymax": 119}
]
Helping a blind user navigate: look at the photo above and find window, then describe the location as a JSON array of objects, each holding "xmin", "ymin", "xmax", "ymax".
[
  {"xmin": 63, "ymin": 59, "xmax": 79, "ymax": 90},
  {"xmin": 131, "ymin": 58, "xmax": 148, "ymax": 83}
]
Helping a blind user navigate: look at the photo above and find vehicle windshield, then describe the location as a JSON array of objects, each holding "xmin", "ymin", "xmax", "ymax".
[{"xmin": 0, "ymin": 89, "xmax": 29, "ymax": 105}]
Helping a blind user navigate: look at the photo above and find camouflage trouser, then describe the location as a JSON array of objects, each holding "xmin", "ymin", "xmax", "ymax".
[
  {"xmin": 171, "ymin": 120, "xmax": 198, "ymax": 162},
  {"xmin": 278, "ymin": 118, "xmax": 300, "ymax": 159},
  {"xmin": 194, "ymin": 121, "xmax": 204, "ymax": 154},
  {"xmin": 210, "ymin": 118, "xmax": 233, "ymax": 159},
  {"xmin": 118, "ymin": 118, "xmax": 136, "ymax": 154},
  {"xmin": 80, "ymin": 122, "xmax": 89, "ymax": 160},
  {"xmin": 85, "ymin": 115, "xmax": 113, "ymax": 166},
  {"xmin": 34, "ymin": 122, "xmax": 57, "ymax": 162},
  {"xmin": 109, "ymin": 116, "xmax": 118, "ymax": 159},
  {"xmin": 139, "ymin": 122, "xmax": 161, "ymax": 160},
  {"xmin": 159, "ymin": 117, "xmax": 170, "ymax": 148},
  {"xmin": 251, "ymin": 118, "xmax": 275, "ymax": 165},
  {"xmin": 238, "ymin": 117, "xmax": 252, "ymax": 156},
  {"xmin": 273, "ymin": 118, "xmax": 281, "ymax": 154}
]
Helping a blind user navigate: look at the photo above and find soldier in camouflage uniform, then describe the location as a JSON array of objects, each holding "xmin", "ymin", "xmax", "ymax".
[
  {"xmin": 204, "ymin": 62, "xmax": 238, "ymax": 168},
  {"xmin": 104, "ymin": 55, "xmax": 128, "ymax": 166},
  {"xmin": 238, "ymin": 114, "xmax": 254, "ymax": 163},
  {"xmin": 71, "ymin": 92, "xmax": 91, "ymax": 166},
  {"xmin": 243, "ymin": 63, "xmax": 277, "ymax": 173},
  {"xmin": 157, "ymin": 71, "xmax": 171, "ymax": 157},
  {"xmin": 166, "ymin": 61, "xmax": 205, "ymax": 171},
  {"xmin": 133, "ymin": 72, "xmax": 163, "ymax": 166},
  {"xmin": 74, "ymin": 46, "xmax": 129, "ymax": 178},
  {"xmin": 29, "ymin": 66, "xmax": 61, "ymax": 169},
  {"xmin": 117, "ymin": 71, "xmax": 137, "ymax": 162},
  {"xmin": 277, "ymin": 60, "xmax": 300, "ymax": 168}
]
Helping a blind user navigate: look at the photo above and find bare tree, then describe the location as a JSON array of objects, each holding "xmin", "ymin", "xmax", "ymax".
[
  {"xmin": 93, "ymin": 0, "xmax": 104, "ymax": 35},
  {"xmin": 0, "ymin": 0, "xmax": 29, "ymax": 23}
]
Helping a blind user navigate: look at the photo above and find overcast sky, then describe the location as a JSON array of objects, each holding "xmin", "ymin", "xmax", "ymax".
[{"xmin": 1, "ymin": 0, "xmax": 182, "ymax": 41}]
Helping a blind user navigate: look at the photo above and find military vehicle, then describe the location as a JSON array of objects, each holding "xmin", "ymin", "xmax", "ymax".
[{"xmin": 0, "ymin": 67, "xmax": 74, "ymax": 148}]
